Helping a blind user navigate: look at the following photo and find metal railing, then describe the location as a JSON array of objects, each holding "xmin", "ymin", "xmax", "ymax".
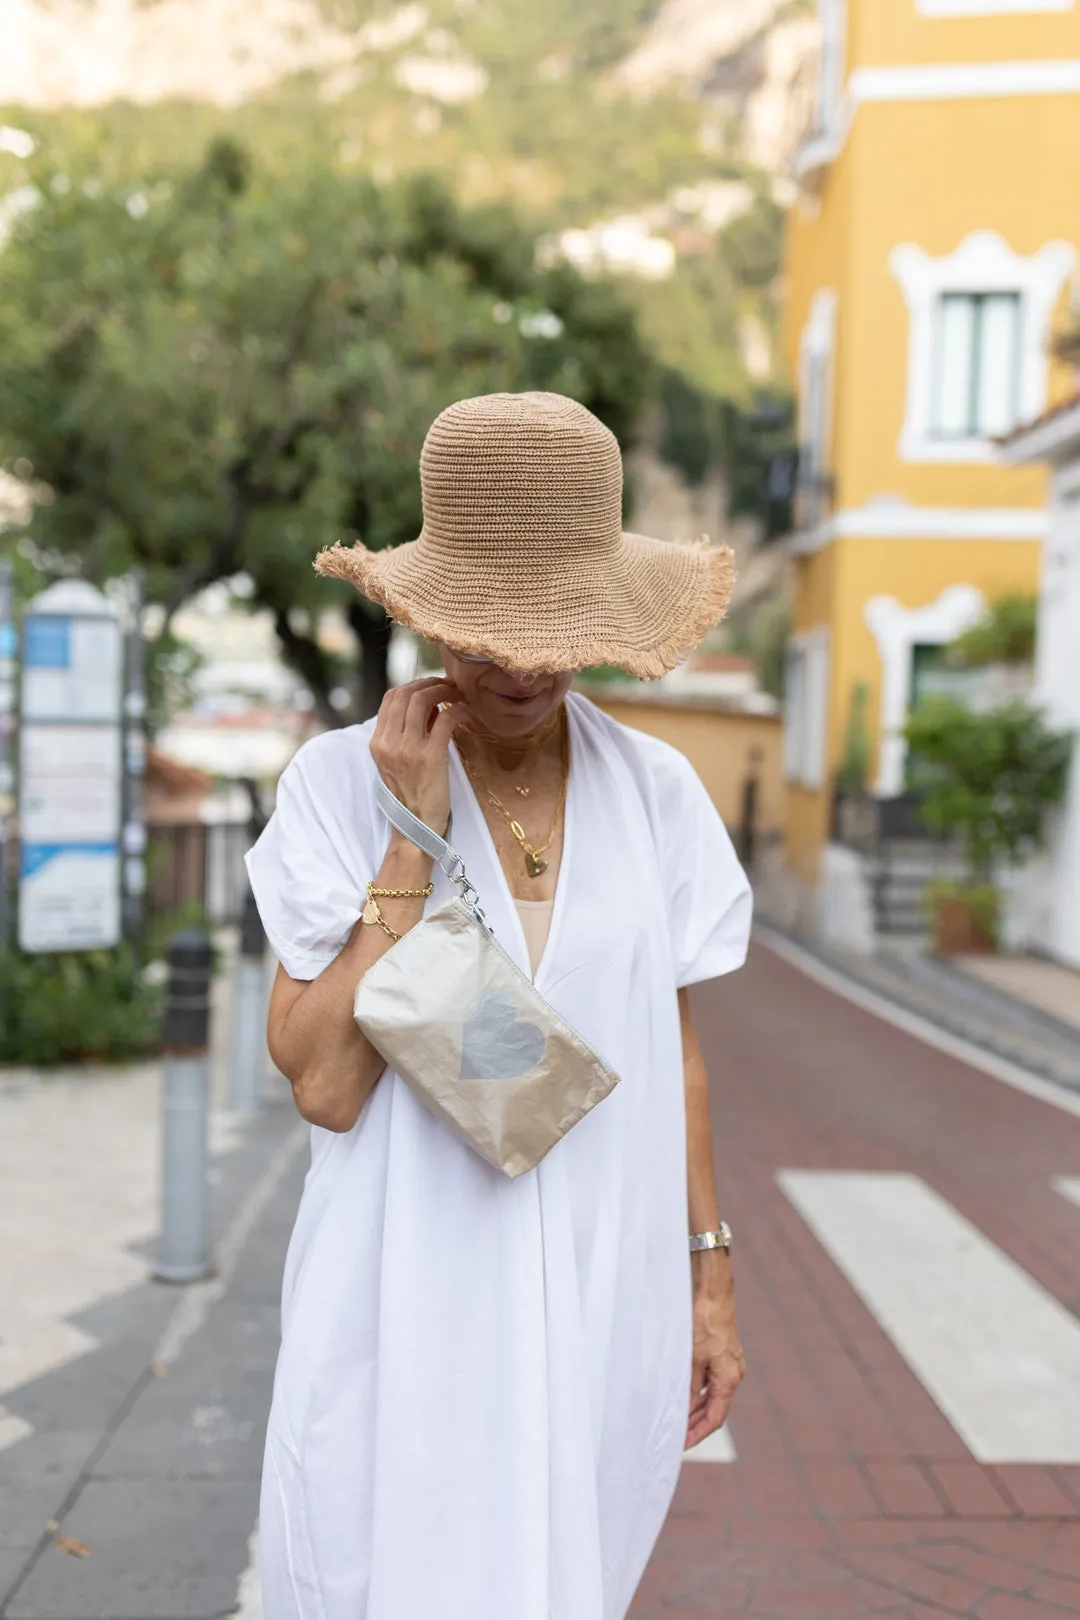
[
  {"xmin": 147, "ymin": 819, "xmax": 253, "ymax": 929},
  {"xmin": 830, "ymin": 789, "xmax": 965, "ymax": 936}
]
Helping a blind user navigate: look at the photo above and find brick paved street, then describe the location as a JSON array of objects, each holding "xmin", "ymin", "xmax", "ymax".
[
  {"xmin": 5, "ymin": 936, "xmax": 1080, "ymax": 1618},
  {"xmin": 631, "ymin": 939, "xmax": 1080, "ymax": 1620}
]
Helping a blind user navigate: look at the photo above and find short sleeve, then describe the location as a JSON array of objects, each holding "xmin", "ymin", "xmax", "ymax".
[
  {"xmin": 244, "ymin": 732, "xmax": 378, "ymax": 980},
  {"xmin": 654, "ymin": 746, "xmax": 752, "ymax": 988}
]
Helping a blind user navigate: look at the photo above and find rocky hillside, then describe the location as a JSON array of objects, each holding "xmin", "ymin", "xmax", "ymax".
[
  {"xmin": 3, "ymin": 0, "xmax": 815, "ymax": 202},
  {"xmin": 2, "ymin": 0, "xmax": 817, "ymax": 399}
]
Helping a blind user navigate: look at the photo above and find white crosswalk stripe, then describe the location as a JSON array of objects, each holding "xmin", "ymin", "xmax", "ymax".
[
  {"xmin": 778, "ymin": 1169, "xmax": 1080, "ymax": 1464},
  {"xmin": 684, "ymin": 1426, "xmax": 736, "ymax": 1463}
]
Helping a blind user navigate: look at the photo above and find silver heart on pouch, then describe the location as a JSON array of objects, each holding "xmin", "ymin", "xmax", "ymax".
[{"xmin": 459, "ymin": 990, "xmax": 547, "ymax": 1081}]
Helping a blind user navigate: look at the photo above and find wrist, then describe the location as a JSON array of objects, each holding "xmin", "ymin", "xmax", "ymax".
[
  {"xmin": 691, "ymin": 1247, "xmax": 734, "ymax": 1298},
  {"xmin": 382, "ymin": 834, "xmax": 437, "ymax": 885}
]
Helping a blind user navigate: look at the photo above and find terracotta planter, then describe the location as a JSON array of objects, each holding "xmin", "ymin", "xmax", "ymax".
[{"xmin": 933, "ymin": 895, "xmax": 997, "ymax": 956}]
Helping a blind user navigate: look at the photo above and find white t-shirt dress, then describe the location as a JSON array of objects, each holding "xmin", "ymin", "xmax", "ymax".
[{"xmin": 245, "ymin": 691, "xmax": 752, "ymax": 1620}]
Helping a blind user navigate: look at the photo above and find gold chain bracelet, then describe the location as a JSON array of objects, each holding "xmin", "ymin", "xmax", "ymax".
[{"xmin": 361, "ymin": 880, "xmax": 433, "ymax": 944}]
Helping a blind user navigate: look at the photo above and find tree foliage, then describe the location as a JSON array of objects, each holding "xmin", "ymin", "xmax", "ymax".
[
  {"xmin": 902, "ymin": 698, "xmax": 1073, "ymax": 881},
  {"xmin": 0, "ymin": 140, "xmax": 651, "ymax": 721}
]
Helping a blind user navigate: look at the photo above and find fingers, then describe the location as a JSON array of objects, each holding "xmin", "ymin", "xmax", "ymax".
[
  {"xmin": 374, "ymin": 679, "xmax": 458, "ymax": 746},
  {"xmin": 428, "ymin": 701, "xmax": 469, "ymax": 751},
  {"xmin": 688, "ymin": 1352, "xmax": 708, "ymax": 1421},
  {"xmin": 403, "ymin": 681, "xmax": 462, "ymax": 744},
  {"xmin": 685, "ymin": 1349, "xmax": 745, "ymax": 1450}
]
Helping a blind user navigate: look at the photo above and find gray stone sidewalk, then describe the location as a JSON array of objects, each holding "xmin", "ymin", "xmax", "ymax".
[
  {"xmin": 755, "ymin": 924, "xmax": 1080, "ymax": 1094},
  {"xmin": 0, "ymin": 1062, "xmax": 305, "ymax": 1620}
]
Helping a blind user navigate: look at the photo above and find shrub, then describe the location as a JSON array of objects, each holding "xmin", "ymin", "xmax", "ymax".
[
  {"xmin": 0, "ymin": 944, "xmax": 163, "ymax": 1067},
  {"xmin": 947, "ymin": 594, "xmax": 1037, "ymax": 669},
  {"xmin": 902, "ymin": 697, "xmax": 1073, "ymax": 881}
]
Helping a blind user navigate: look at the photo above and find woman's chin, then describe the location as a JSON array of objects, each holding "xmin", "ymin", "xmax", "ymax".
[{"xmin": 474, "ymin": 690, "xmax": 557, "ymax": 736}]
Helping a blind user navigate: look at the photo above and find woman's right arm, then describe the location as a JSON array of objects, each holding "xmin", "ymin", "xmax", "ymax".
[{"xmin": 266, "ymin": 677, "xmax": 466, "ymax": 1133}]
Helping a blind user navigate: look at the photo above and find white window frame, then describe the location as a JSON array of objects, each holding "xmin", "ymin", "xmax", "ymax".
[
  {"xmin": 863, "ymin": 585, "xmax": 985, "ymax": 796},
  {"xmin": 784, "ymin": 627, "xmax": 831, "ymax": 789},
  {"xmin": 890, "ymin": 231, "xmax": 1075, "ymax": 464},
  {"xmin": 930, "ymin": 291, "xmax": 1022, "ymax": 441},
  {"xmin": 798, "ymin": 289, "xmax": 838, "ymax": 531}
]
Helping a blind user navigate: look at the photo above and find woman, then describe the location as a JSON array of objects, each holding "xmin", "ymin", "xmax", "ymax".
[{"xmin": 246, "ymin": 391, "xmax": 752, "ymax": 1620}]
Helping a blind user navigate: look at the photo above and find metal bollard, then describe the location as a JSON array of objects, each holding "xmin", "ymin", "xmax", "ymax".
[
  {"xmin": 229, "ymin": 885, "xmax": 267, "ymax": 1117},
  {"xmin": 155, "ymin": 929, "xmax": 213, "ymax": 1283}
]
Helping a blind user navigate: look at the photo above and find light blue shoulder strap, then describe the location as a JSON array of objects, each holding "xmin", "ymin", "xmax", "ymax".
[{"xmin": 374, "ymin": 777, "xmax": 466, "ymax": 886}]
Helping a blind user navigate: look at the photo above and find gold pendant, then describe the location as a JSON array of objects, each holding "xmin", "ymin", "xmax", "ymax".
[
  {"xmin": 526, "ymin": 852, "xmax": 548, "ymax": 878},
  {"xmin": 514, "ymin": 785, "xmax": 530, "ymax": 798},
  {"xmin": 362, "ymin": 896, "xmax": 381, "ymax": 927}
]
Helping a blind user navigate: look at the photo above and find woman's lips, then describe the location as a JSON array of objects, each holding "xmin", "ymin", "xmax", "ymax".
[{"xmin": 492, "ymin": 689, "xmax": 543, "ymax": 706}]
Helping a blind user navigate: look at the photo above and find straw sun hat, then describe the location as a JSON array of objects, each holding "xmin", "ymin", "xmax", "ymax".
[{"xmin": 314, "ymin": 391, "xmax": 735, "ymax": 679}]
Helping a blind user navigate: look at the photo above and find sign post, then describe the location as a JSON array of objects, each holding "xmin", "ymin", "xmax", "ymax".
[
  {"xmin": 121, "ymin": 569, "xmax": 148, "ymax": 957},
  {"xmin": 18, "ymin": 580, "xmax": 124, "ymax": 954},
  {"xmin": 0, "ymin": 558, "xmax": 15, "ymax": 949}
]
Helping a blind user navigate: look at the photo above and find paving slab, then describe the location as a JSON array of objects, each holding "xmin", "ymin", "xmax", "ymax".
[
  {"xmin": 93, "ymin": 1299, "xmax": 280, "ymax": 1483},
  {"xmin": 5, "ymin": 1480, "xmax": 257, "ymax": 1620}
]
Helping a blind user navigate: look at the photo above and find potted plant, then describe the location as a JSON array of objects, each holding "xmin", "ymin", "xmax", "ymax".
[{"xmin": 901, "ymin": 697, "xmax": 1073, "ymax": 955}]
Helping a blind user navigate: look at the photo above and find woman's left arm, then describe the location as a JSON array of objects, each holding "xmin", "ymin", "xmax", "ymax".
[{"xmin": 680, "ymin": 985, "xmax": 746, "ymax": 1450}]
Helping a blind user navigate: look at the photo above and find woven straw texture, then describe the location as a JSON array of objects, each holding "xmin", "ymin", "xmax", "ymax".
[{"xmin": 315, "ymin": 391, "xmax": 735, "ymax": 679}]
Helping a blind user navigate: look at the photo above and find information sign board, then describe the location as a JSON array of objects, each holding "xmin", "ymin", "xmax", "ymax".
[{"xmin": 18, "ymin": 582, "xmax": 123, "ymax": 953}]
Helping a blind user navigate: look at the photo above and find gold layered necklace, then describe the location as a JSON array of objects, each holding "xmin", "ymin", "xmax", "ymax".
[
  {"xmin": 456, "ymin": 709, "xmax": 561, "ymax": 796},
  {"xmin": 456, "ymin": 708, "xmax": 568, "ymax": 878}
]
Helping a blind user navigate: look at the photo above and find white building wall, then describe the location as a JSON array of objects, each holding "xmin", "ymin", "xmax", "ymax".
[{"xmin": 1028, "ymin": 464, "xmax": 1080, "ymax": 969}]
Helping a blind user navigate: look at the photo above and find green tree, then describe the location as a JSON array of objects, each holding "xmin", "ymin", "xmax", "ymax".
[{"xmin": 0, "ymin": 141, "xmax": 651, "ymax": 722}]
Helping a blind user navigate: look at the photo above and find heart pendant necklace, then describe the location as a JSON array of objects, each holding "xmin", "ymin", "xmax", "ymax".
[{"xmin": 456, "ymin": 708, "xmax": 569, "ymax": 879}]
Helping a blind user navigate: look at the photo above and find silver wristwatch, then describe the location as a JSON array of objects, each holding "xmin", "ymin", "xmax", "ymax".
[{"xmin": 689, "ymin": 1222, "xmax": 732, "ymax": 1253}]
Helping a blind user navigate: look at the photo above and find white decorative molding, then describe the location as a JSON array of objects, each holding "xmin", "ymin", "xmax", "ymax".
[
  {"xmin": 851, "ymin": 59, "xmax": 1080, "ymax": 101},
  {"xmin": 919, "ymin": 0, "xmax": 1072, "ymax": 15},
  {"xmin": 793, "ymin": 58, "xmax": 1080, "ymax": 185},
  {"xmin": 890, "ymin": 232, "xmax": 1075, "ymax": 465},
  {"xmin": 864, "ymin": 585, "xmax": 985, "ymax": 795},
  {"xmin": 787, "ymin": 500, "xmax": 1048, "ymax": 553}
]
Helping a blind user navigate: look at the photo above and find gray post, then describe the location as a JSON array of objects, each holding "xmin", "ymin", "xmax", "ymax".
[
  {"xmin": 229, "ymin": 886, "xmax": 267, "ymax": 1116},
  {"xmin": 156, "ymin": 929, "xmax": 213, "ymax": 1283}
]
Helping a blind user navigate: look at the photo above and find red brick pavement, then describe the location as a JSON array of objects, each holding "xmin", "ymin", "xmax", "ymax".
[{"xmin": 630, "ymin": 940, "xmax": 1080, "ymax": 1619}]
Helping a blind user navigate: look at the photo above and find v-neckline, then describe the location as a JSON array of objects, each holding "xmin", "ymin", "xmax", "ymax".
[{"xmin": 449, "ymin": 702, "xmax": 576, "ymax": 987}]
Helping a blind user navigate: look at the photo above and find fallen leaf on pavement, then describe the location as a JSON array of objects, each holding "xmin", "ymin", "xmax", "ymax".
[{"xmin": 55, "ymin": 1538, "xmax": 91, "ymax": 1558}]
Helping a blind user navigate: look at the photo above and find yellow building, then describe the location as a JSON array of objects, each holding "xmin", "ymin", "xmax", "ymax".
[{"xmin": 780, "ymin": 0, "xmax": 1080, "ymax": 918}]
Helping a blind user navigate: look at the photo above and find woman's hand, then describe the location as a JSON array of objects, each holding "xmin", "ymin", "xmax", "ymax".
[
  {"xmin": 685, "ymin": 1262, "xmax": 746, "ymax": 1451},
  {"xmin": 369, "ymin": 677, "xmax": 468, "ymax": 837}
]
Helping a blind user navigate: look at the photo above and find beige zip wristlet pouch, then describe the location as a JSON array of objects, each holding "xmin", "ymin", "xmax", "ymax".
[{"xmin": 352, "ymin": 779, "xmax": 620, "ymax": 1178}]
